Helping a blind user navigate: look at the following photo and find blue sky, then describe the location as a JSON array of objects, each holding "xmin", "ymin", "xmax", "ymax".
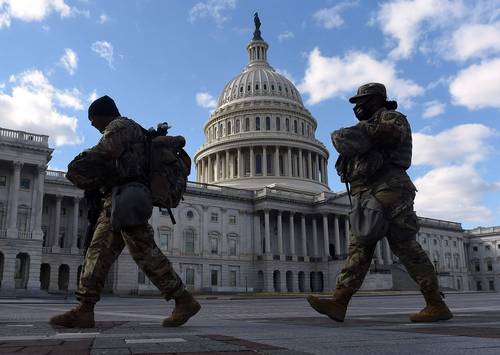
[{"xmin": 0, "ymin": 0, "xmax": 499, "ymax": 229}]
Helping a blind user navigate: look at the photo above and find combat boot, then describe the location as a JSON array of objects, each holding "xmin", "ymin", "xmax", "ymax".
[
  {"xmin": 410, "ymin": 290, "xmax": 453, "ymax": 322},
  {"xmin": 162, "ymin": 290, "xmax": 201, "ymax": 327},
  {"xmin": 49, "ymin": 302, "xmax": 95, "ymax": 328},
  {"xmin": 306, "ymin": 287, "xmax": 354, "ymax": 322}
]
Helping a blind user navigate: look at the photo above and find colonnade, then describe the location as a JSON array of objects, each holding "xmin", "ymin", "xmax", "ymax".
[
  {"xmin": 253, "ymin": 209, "xmax": 393, "ymax": 265},
  {"xmin": 196, "ymin": 146, "xmax": 328, "ymax": 185},
  {"xmin": 45, "ymin": 195, "xmax": 82, "ymax": 250}
]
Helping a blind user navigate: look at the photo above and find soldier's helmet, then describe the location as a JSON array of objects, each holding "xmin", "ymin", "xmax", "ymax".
[{"xmin": 349, "ymin": 83, "xmax": 387, "ymax": 103}]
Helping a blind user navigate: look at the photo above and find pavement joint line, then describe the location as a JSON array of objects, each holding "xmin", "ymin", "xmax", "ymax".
[
  {"xmin": 125, "ymin": 338, "xmax": 187, "ymax": 344},
  {"xmin": 6, "ymin": 324, "xmax": 33, "ymax": 327},
  {"xmin": 54, "ymin": 332, "xmax": 100, "ymax": 338}
]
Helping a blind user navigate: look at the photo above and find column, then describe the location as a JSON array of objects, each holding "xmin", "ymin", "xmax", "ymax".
[
  {"xmin": 7, "ymin": 161, "xmax": 22, "ymax": 236},
  {"xmin": 53, "ymin": 195, "xmax": 63, "ymax": 247},
  {"xmin": 225, "ymin": 150, "xmax": 230, "ymax": 180},
  {"xmin": 254, "ymin": 213, "xmax": 262, "ymax": 255},
  {"xmin": 237, "ymin": 148, "xmax": 242, "ymax": 178},
  {"xmin": 264, "ymin": 209, "xmax": 271, "ymax": 255},
  {"xmin": 307, "ymin": 151, "xmax": 312, "ymax": 179},
  {"xmin": 315, "ymin": 154, "xmax": 320, "ymax": 181},
  {"xmin": 312, "ymin": 216, "xmax": 318, "ymax": 257},
  {"xmin": 333, "ymin": 215, "xmax": 341, "ymax": 257},
  {"xmin": 33, "ymin": 165, "xmax": 46, "ymax": 239},
  {"xmin": 344, "ymin": 217, "xmax": 350, "ymax": 253},
  {"xmin": 275, "ymin": 146, "xmax": 280, "ymax": 176},
  {"xmin": 201, "ymin": 206, "xmax": 209, "ymax": 256},
  {"xmin": 298, "ymin": 149, "xmax": 303, "ymax": 178},
  {"xmin": 287, "ymin": 147, "xmax": 292, "ymax": 177},
  {"xmin": 263, "ymin": 146, "xmax": 267, "ymax": 176},
  {"xmin": 277, "ymin": 210, "xmax": 283, "ymax": 257},
  {"xmin": 71, "ymin": 197, "xmax": 80, "ymax": 250},
  {"xmin": 229, "ymin": 151, "xmax": 235, "ymax": 178},
  {"xmin": 207, "ymin": 155, "xmax": 212, "ymax": 182},
  {"xmin": 323, "ymin": 214, "xmax": 329, "ymax": 257},
  {"xmin": 384, "ymin": 238, "xmax": 392, "ymax": 265},
  {"xmin": 289, "ymin": 213, "xmax": 296, "ymax": 258},
  {"xmin": 250, "ymin": 147, "xmax": 255, "ymax": 177},
  {"xmin": 324, "ymin": 159, "xmax": 329, "ymax": 185},
  {"xmin": 301, "ymin": 215, "xmax": 307, "ymax": 260},
  {"xmin": 375, "ymin": 242, "xmax": 382, "ymax": 263},
  {"xmin": 215, "ymin": 152, "xmax": 220, "ymax": 181}
]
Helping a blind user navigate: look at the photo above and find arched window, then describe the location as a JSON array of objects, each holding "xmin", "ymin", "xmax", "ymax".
[
  {"xmin": 255, "ymin": 117, "xmax": 260, "ymax": 131},
  {"xmin": 240, "ymin": 86, "xmax": 243, "ymax": 93},
  {"xmin": 293, "ymin": 120, "xmax": 298, "ymax": 133},
  {"xmin": 266, "ymin": 117, "xmax": 270, "ymax": 130},
  {"xmin": 301, "ymin": 122, "xmax": 305, "ymax": 135},
  {"xmin": 276, "ymin": 117, "xmax": 281, "ymax": 131},
  {"xmin": 235, "ymin": 119, "xmax": 240, "ymax": 133},
  {"xmin": 255, "ymin": 154, "xmax": 262, "ymax": 175},
  {"xmin": 227, "ymin": 121, "xmax": 231, "ymax": 135},
  {"xmin": 159, "ymin": 228, "xmax": 171, "ymax": 250},
  {"xmin": 245, "ymin": 117, "xmax": 250, "ymax": 131},
  {"xmin": 286, "ymin": 118, "xmax": 290, "ymax": 131}
]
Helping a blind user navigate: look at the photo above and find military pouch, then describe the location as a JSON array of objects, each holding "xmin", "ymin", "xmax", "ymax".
[
  {"xmin": 111, "ymin": 182, "xmax": 153, "ymax": 231},
  {"xmin": 349, "ymin": 192, "xmax": 389, "ymax": 245}
]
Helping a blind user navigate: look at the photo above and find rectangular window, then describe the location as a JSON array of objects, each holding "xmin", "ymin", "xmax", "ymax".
[
  {"xmin": 475, "ymin": 262, "xmax": 480, "ymax": 272},
  {"xmin": 266, "ymin": 117, "xmax": 270, "ymax": 130},
  {"xmin": 487, "ymin": 261, "xmax": 493, "ymax": 271},
  {"xmin": 211, "ymin": 270, "xmax": 218, "ymax": 286},
  {"xmin": 276, "ymin": 117, "xmax": 280, "ymax": 131},
  {"xmin": 0, "ymin": 176, "xmax": 6, "ymax": 186},
  {"xmin": 229, "ymin": 239, "xmax": 237, "ymax": 256},
  {"xmin": 211, "ymin": 213, "xmax": 218, "ymax": 222},
  {"xmin": 185, "ymin": 236, "xmax": 194, "ymax": 254},
  {"xmin": 229, "ymin": 270, "xmax": 237, "ymax": 287},
  {"xmin": 473, "ymin": 246, "xmax": 478, "ymax": 251},
  {"xmin": 229, "ymin": 215, "xmax": 236, "ymax": 224},
  {"xmin": 159, "ymin": 231, "xmax": 169, "ymax": 249},
  {"xmin": 61, "ymin": 207, "xmax": 66, "ymax": 215},
  {"xmin": 489, "ymin": 280, "xmax": 495, "ymax": 291},
  {"xmin": 186, "ymin": 268, "xmax": 195, "ymax": 286},
  {"xmin": 20, "ymin": 178, "xmax": 30, "ymax": 189},
  {"xmin": 211, "ymin": 238, "xmax": 218, "ymax": 254},
  {"xmin": 477, "ymin": 281, "xmax": 482, "ymax": 291},
  {"xmin": 453, "ymin": 241, "xmax": 457, "ymax": 247}
]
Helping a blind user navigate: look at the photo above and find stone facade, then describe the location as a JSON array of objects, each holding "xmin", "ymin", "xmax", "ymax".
[
  {"xmin": 465, "ymin": 227, "xmax": 500, "ymax": 292},
  {"xmin": 0, "ymin": 28, "xmax": 478, "ymax": 296}
]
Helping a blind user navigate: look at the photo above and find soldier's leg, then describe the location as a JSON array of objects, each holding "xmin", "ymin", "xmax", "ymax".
[
  {"xmin": 50, "ymin": 198, "xmax": 124, "ymax": 328},
  {"xmin": 121, "ymin": 224, "xmax": 200, "ymax": 326},
  {"xmin": 387, "ymin": 211, "xmax": 452, "ymax": 322},
  {"xmin": 307, "ymin": 234, "xmax": 377, "ymax": 322},
  {"xmin": 121, "ymin": 223, "xmax": 184, "ymax": 299}
]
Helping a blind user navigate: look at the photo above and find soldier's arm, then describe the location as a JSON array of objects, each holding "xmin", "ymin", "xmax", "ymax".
[
  {"xmin": 331, "ymin": 125, "xmax": 373, "ymax": 157},
  {"xmin": 85, "ymin": 119, "xmax": 127, "ymax": 160},
  {"xmin": 362, "ymin": 111, "xmax": 409, "ymax": 147}
]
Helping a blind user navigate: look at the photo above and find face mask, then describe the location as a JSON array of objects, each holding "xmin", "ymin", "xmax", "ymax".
[{"xmin": 352, "ymin": 96, "xmax": 382, "ymax": 121}]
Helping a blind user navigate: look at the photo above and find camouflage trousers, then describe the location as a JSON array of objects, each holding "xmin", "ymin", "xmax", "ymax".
[
  {"xmin": 75, "ymin": 196, "xmax": 184, "ymax": 304},
  {"xmin": 336, "ymin": 187, "xmax": 439, "ymax": 295}
]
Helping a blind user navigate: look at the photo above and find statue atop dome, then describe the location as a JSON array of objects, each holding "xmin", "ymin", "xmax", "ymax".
[{"xmin": 253, "ymin": 12, "xmax": 263, "ymax": 40}]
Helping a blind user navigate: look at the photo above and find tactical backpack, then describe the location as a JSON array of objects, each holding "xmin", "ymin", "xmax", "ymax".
[{"xmin": 148, "ymin": 135, "xmax": 191, "ymax": 224}]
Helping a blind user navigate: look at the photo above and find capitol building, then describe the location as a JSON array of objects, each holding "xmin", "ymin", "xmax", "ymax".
[{"xmin": 0, "ymin": 26, "xmax": 498, "ymax": 297}]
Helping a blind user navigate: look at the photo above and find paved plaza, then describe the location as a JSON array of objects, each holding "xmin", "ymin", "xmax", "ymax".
[{"xmin": 0, "ymin": 292, "xmax": 499, "ymax": 354}]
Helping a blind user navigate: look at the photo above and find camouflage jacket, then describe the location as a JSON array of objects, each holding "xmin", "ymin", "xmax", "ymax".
[
  {"xmin": 331, "ymin": 108, "xmax": 413, "ymax": 193},
  {"xmin": 67, "ymin": 117, "xmax": 150, "ymax": 193}
]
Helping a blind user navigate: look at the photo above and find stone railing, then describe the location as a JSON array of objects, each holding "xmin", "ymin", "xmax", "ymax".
[
  {"xmin": 186, "ymin": 181, "xmax": 254, "ymax": 198},
  {"xmin": 0, "ymin": 127, "xmax": 49, "ymax": 146},
  {"xmin": 419, "ymin": 217, "xmax": 463, "ymax": 231},
  {"xmin": 46, "ymin": 170, "xmax": 67, "ymax": 178},
  {"xmin": 18, "ymin": 231, "xmax": 32, "ymax": 239}
]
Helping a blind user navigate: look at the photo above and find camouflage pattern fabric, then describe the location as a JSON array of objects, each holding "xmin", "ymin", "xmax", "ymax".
[
  {"xmin": 336, "ymin": 171, "xmax": 438, "ymax": 295},
  {"xmin": 76, "ymin": 195, "xmax": 184, "ymax": 303}
]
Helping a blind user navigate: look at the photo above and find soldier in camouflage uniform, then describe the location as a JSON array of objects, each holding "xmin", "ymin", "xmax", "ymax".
[
  {"xmin": 50, "ymin": 96, "xmax": 200, "ymax": 328},
  {"xmin": 307, "ymin": 83, "xmax": 452, "ymax": 323}
]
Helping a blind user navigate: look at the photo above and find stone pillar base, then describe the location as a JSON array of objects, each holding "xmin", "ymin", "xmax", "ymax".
[
  {"xmin": 6, "ymin": 229, "xmax": 18, "ymax": 239},
  {"xmin": 263, "ymin": 254, "xmax": 273, "ymax": 261},
  {"xmin": 32, "ymin": 230, "xmax": 43, "ymax": 241}
]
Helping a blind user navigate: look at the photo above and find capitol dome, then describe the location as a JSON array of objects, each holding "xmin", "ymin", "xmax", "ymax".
[{"xmin": 194, "ymin": 17, "xmax": 330, "ymax": 193}]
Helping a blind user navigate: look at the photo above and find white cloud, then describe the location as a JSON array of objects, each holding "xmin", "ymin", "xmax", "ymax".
[
  {"xmin": 312, "ymin": 1, "xmax": 357, "ymax": 30},
  {"xmin": 196, "ymin": 92, "xmax": 217, "ymax": 109},
  {"xmin": 449, "ymin": 58, "xmax": 500, "ymax": 110},
  {"xmin": 278, "ymin": 30, "xmax": 294, "ymax": 42},
  {"xmin": 412, "ymin": 123, "xmax": 498, "ymax": 223},
  {"xmin": 91, "ymin": 41, "xmax": 114, "ymax": 68},
  {"xmin": 413, "ymin": 124, "xmax": 493, "ymax": 167},
  {"xmin": 375, "ymin": 0, "xmax": 464, "ymax": 60},
  {"xmin": 414, "ymin": 164, "xmax": 497, "ymax": 222},
  {"xmin": 450, "ymin": 22, "xmax": 500, "ymax": 61},
  {"xmin": 189, "ymin": 0, "xmax": 236, "ymax": 28},
  {"xmin": 298, "ymin": 48, "xmax": 423, "ymax": 105},
  {"xmin": 0, "ymin": 69, "xmax": 83, "ymax": 146},
  {"xmin": 99, "ymin": 13, "xmax": 109, "ymax": 24},
  {"xmin": 88, "ymin": 89, "xmax": 98, "ymax": 103},
  {"xmin": 422, "ymin": 100, "xmax": 445, "ymax": 118},
  {"xmin": 0, "ymin": 0, "xmax": 89, "ymax": 28},
  {"xmin": 59, "ymin": 48, "xmax": 77, "ymax": 75}
]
